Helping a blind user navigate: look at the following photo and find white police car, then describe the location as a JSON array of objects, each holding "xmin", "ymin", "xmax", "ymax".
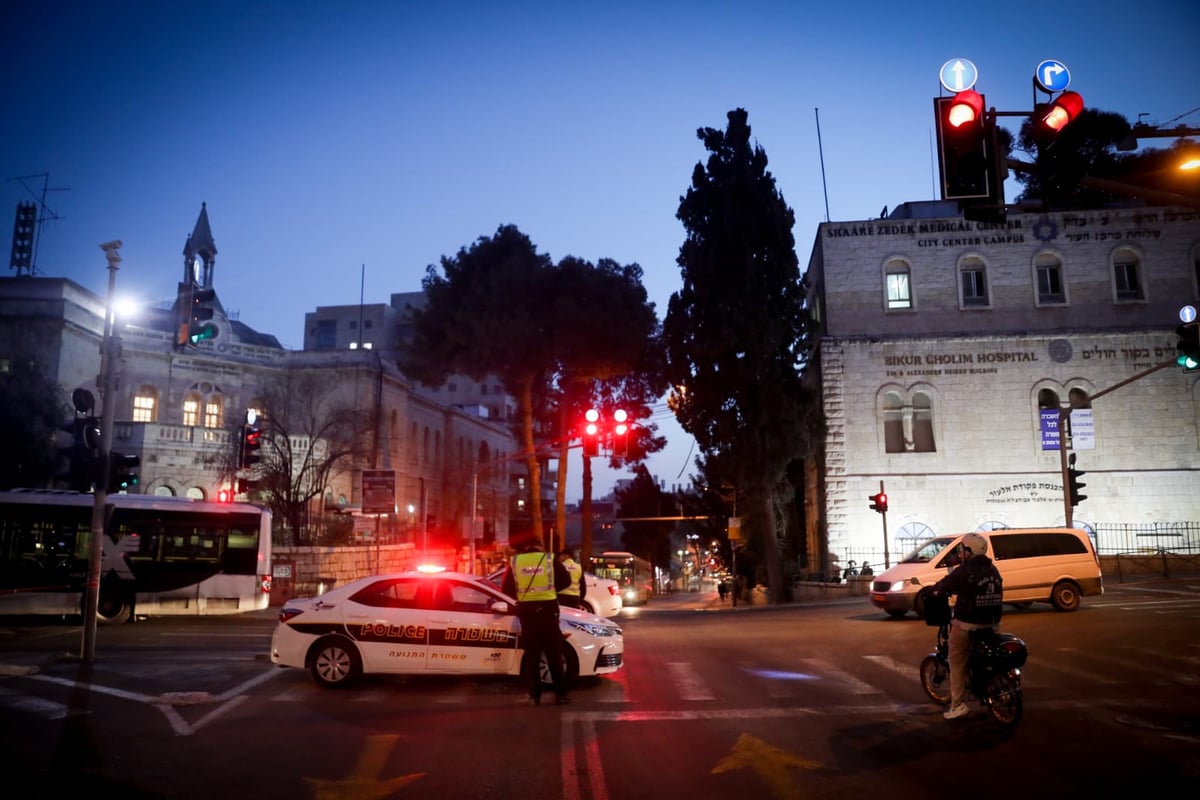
[{"xmin": 270, "ymin": 568, "xmax": 624, "ymax": 688}]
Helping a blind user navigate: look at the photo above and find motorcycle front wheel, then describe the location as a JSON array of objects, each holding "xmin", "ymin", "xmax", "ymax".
[
  {"xmin": 919, "ymin": 655, "xmax": 950, "ymax": 704},
  {"xmin": 987, "ymin": 672, "xmax": 1023, "ymax": 726}
]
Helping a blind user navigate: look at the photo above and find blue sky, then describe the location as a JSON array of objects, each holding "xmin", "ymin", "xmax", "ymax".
[{"xmin": 3, "ymin": 1, "xmax": 1198, "ymax": 500}]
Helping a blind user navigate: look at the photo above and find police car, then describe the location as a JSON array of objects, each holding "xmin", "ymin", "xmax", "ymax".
[{"xmin": 270, "ymin": 568, "xmax": 624, "ymax": 688}]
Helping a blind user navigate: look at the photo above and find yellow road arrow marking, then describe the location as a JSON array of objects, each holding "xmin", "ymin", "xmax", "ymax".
[
  {"xmin": 305, "ymin": 734, "xmax": 424, "ymax": 800},
  {"xmin": 711, "ymin": 732, "xmax": 822, "ymax": 799}
]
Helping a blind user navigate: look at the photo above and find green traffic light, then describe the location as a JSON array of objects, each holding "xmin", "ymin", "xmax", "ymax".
[
  {"xmin": 1178, "ymin": 353, "xmax": 1199, "ymax": 371},
  {"xmin": 190, "ymin": 323, "xmax": 218, "ymax": 343}
]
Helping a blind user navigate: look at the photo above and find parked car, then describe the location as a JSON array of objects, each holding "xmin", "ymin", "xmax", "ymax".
[{"xmin": 271, "ymin": 568, "xmax": 624, "ymax": 688}]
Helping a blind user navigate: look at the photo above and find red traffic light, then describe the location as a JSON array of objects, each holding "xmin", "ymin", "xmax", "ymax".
[
  {"xmin": 217, "ymin": 489, "xmax": 232, "ymax": 503},
  {"xmin": 945, "ymin": 90, "xmax": 984, "ymax": 130},
  {"xmin": 868, "ymin": 492, "xmax": 888, "ymax": 514},
  {"xmin": 1037, "ymin": 91, "xmax": 1084, "ymax": 134},
  {"xmin": 613, "ymin": 408, "xmax": 629, "ymax": 436}
]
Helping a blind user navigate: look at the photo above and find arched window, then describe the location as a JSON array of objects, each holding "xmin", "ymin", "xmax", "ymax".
[
  {"xmin": 882, "ymin": 391, "xmax": 905, "ymax": 453},
  {"xmin": 1034, "ymin": 251, "xmax": 1066, "ymax": 305},
  {"xmin": 884, "ymin": 258, "xmax": 912, "ymax": 310},
  {"xmin": 183, "ymin": 392, "xmax": 202, "ymax": 427},
  {"xmin": 882, "ymin": 389, "xmax": 936, "ymax": 453},
  {"xmin": 204, "ymin": 394, "xmax": 224, "ymax": 428},
  {"xmin": 132, "ymin": 385, "xmax": 158, "ymax": 422},
  {"xmin": 1112, "ymin": 248, "xmax": 1144, "ymax": 301},
  {"xmin": 959, "ymin": 255, "xmax": 989, "ymax": 308}
]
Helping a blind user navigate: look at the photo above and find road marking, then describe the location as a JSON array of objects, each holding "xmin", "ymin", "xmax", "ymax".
[
  {"xmin": 863, "ymin": 654, "xmax": 919, "ymax": 681},
  {"xmin": 801, "ymin": 657, "xmax": 880, "ymax": 695},
  {"xmin": 666, "ymin": 661, "xmax": 713, "ymax": 701}
]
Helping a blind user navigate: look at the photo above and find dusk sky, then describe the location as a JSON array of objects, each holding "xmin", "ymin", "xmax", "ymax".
[{"xmin": 3, "ymin": 1, "xmax": 1198, "ymax": 500}]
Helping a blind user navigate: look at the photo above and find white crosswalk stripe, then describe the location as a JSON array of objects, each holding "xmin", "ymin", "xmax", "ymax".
[{"xmin": 0, "ymin": 685, "xmax": 83, "ymax": 721}]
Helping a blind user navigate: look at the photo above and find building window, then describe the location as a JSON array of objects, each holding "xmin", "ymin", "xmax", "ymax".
[
  {"xmin": 1113, "ymin": 249, "xmax": 1144, "ymax": 301},
  {"xmin": 882, "ymin": 389, "xmax": 936, "ymax": 453},
  {"xmin": 1034, "ymin": 252, "xmax": 1066, "ymax": 305},
  {"xmin": 183, "ymin": 395, "xmax": 201, "ymax": 427},
  {"xmin": 885, "ymin": 260, "xmax": 912, "ymax": 310},
  {"xmin": 204, "ymin": 398, "xmax": 223, "ymax": 429},
  {"xmin": 960, "ymin": 256, "xmax": 989, "ymax": 307},
  {"xmin": 315, "ymin": 319, "xmax": 337, "ymax": 349},
  {"xmin": 132, "ymin": 387, "xmax": 157, "ymax": 422}
]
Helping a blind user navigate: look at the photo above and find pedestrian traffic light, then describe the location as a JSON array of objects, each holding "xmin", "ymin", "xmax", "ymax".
[
  {"xmin": 869, "ymin": 492, "xmax": 888, "ymax": 514},
  {"xmin": 1035, "ymin": 91, "xmax": 1084, "ymax": 138},
  {"xmin": 217, "ymin": 488, "xmax": 233, "ymax": 503},
  {"xmin": 108, "ymin": 452, "xmax": 140, "ymax": 493},
  {"xmin": 1177, "ymin": 322, "xmax": 1200, "ymax": 372},
  {"xmin": 583, "ymin": 408, "xmax": 600, "ymax": 457},
  {"xmin": 239, "ymin": 423, "xmax": 262, "ymax": 469},
  {"xmin": 935, "ymin": 90, "xmax": 994, "ymax": 200},
  {"xmin": 1067, "ymin": 453, "xmax": 1087, "ymax": 507}
]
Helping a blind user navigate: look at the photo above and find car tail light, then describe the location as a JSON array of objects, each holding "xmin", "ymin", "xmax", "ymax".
[
  {"xmin": 607, "ymin": 585, "xmax": 620, "ymax": 596},
  {"xmin": 278, "ymin": 607, "xmax": 304, "ymax": 624}
]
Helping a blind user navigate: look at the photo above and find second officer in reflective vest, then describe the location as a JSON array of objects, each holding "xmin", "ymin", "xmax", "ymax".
[
  {"xmin": 556, "ymin": 549, "xmax": 587, "ymax": 610},
  {"xmin": 502, "ymin": 537, "xmax": 571, "ymax": 705}
]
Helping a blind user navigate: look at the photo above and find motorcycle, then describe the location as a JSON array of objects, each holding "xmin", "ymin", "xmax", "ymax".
[{"xmin": 918, "ymin": 590, "xmax": 1027, "ymax": 726}]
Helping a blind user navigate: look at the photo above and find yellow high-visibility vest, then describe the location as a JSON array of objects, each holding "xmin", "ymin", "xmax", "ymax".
[{"xmin": 512, "ymin": 552, "xmax": 556, "ymax": 602}]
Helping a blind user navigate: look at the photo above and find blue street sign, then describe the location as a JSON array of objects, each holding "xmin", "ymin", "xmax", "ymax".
[
  {"xmin": 939, "ymin": 58, "xmax": 978, "ymax": 93},
  {"xmin": 1035, "ymin": 59, "xmax": 1071, "ymax": 93},
  {"xmin": 1181, "ymin": 305, "xmax": 1197, "ymax": 324}
]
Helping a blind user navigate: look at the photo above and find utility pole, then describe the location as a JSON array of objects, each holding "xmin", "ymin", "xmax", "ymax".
[{"xmin": 82, "ymin": 240, "xmax": 122, "ymax": 663}]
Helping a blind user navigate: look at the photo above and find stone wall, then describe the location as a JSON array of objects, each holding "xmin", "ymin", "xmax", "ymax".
[{"xmin": 270, "ymin": 543, "xmax": 470, "ymax": 604}]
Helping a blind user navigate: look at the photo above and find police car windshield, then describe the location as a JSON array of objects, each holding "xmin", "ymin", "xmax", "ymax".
[{"xmin": 900, "ymin": 537, "xmax": 956, "ymax": 564}]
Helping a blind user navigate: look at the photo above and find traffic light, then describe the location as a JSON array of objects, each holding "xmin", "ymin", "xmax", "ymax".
[
  {"xmin": 236, "ymin": 477, "xmax": 260, "ymax": 494},
  {"xmin": 1067, "ymin": 454, "xmax": 1087, "ymax": 507},
  {"xmin": 239, "ymin": 423, "xmax": 263, "ymax": 469},
  {"xmin": 1177, "ymin": 323, "xmax": 1200, "ymax": 372},
  {"xmin": 61, "ymin": 415, "xmax": 101, "ymax": 492},
  {"xmin": 177, "ymin": 281, "xmax": 218, "ymax": 346},
  {"xmin": 869, "ymin": 492, "xmax": 888, "ymax": 514},
  {"xmin": 583, "ymin": 408, "xmax": 600, "ymax": 457},
  {"xmin": 217, "ymin": 488, "xmax": 233, "ymax": 503},
  {"xmin": 1034, "ymin": 91, "xmax": 1084, "ymax": 139},
  {"xmin": 108, "ymin": 452, "xmax": 140, "ymax": 493},
  {"xmin": 935, "ymin": 90, "xmax": 993, "ymax": 201},
  {"xmin": 612, "ymin": 409, "xmax": 629, "ymax": 456}
]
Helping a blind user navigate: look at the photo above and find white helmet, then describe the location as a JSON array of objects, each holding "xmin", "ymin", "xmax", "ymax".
[{"xmin": 961, "ymin": 533, "xmax": 988, "ymax": 557}]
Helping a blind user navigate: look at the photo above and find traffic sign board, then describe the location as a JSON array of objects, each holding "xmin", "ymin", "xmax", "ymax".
[
  {"xmin": 1035, "ymin": 59, "xmax": 1071, "ymax": 93},
  {"xmin": 1181, "ymin": 305, "xmax": 1197, "ymax": 324},
  {"xmin": 940, "ymin": 58, "xmax": 978, "ymax": 93}
]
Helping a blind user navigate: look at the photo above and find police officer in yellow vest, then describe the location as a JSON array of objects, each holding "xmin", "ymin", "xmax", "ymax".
[
  {"xmin": 556, "ymin": 549, "xmax": 587, "ymax": 610},
  {"xmin": 502, "ymin": 536, "xmax": 571, "ymax": 705}
]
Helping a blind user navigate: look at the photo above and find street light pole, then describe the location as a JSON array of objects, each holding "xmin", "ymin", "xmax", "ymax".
[{"xmin": 82, "ymin": 240, "xmax": 122, "ymax": 663}]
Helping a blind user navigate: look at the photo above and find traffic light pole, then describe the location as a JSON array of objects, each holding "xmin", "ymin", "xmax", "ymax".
[
  {"xmin": 83, "ymin": 240, "xmax": 122, "ymax": 664},
  {"xmin": 1057, "ymin": 357, "xmax": 1175, "ymax": 528}
]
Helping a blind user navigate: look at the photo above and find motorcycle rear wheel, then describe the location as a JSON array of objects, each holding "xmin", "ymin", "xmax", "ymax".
[
  {"xmin": 919, "ymin": 655, "xmax": 950, "ymax": 704},
  {"xmin": 987, "ymin": 673, "xmax": 1023, "ymax": 726}
]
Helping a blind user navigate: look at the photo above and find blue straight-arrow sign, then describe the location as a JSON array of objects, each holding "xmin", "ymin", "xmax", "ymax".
[{"xmin": 940, "ymin": 58, "xmax": 978, "ymax": 93}]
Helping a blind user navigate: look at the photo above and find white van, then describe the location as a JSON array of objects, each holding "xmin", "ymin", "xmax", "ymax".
[{"xmin": 867, "ymin": 527, "xmax": 1103, "ymax": 618}]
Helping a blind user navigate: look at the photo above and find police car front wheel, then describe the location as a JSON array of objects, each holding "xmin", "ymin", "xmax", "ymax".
[{"xmin": 309, "ymin": 636, "xmax": 363, "ymax": 688}]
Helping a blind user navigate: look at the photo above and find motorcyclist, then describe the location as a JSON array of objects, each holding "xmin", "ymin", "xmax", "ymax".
[{"xmin": 931, "ymin": 532, "xmax": 1003, "ymax": 720}]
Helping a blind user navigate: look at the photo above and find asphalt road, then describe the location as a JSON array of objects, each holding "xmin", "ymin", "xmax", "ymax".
[{"xmin": 1, "ymin": 577, "xmax": 1198, "ymax": 799}]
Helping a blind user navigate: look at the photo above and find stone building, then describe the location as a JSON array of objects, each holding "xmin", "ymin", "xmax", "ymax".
[
  {"xmin": 0, "ymin": 204, "xmax": 518, "ymax": 548},
  {"xmin": 804, "ymin": 201, "xmax": 1200, "ymax": 574}
]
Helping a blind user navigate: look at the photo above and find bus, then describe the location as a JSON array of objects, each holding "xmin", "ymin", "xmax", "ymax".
[
  {"xmin": 0, "ymin": 490, "xmax": 272, "ymax": 624},
  {"xmin": 590, "ymin": 551, "xmax": 653, "ymax": 606}
]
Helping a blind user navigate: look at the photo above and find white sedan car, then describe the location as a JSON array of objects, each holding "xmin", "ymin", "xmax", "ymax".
[{"xmin": 271, "ymin": 569, "xmax": 624, "ymax": 688}]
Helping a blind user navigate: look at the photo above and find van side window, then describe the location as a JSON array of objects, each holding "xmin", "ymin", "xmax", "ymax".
[
  {"xmin": 1038, "ymin": 533, "xmax": 1087, "ymax": 555},
  {"xmin": 990, "ymin": 534, "xmax": 1040, "ymax": 560}
]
